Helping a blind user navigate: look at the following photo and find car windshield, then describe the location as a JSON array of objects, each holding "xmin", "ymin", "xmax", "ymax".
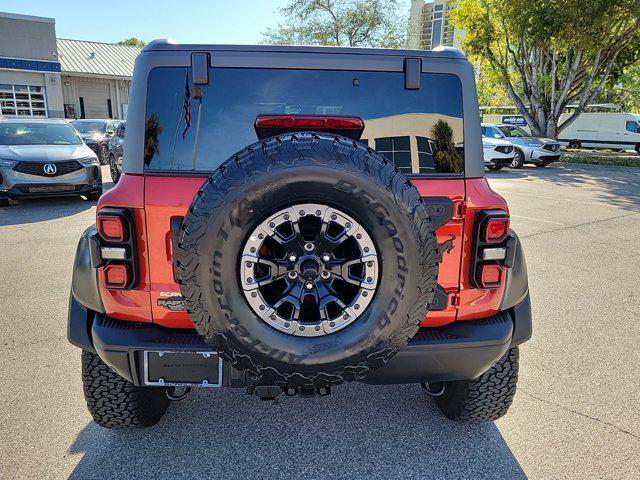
[
  {"xmin": 498, "ymin": 125, "xmax": 529, "ymax": 137},
  {"xmin": 0, "ymin": 122, "xmax": 82, "ymax": 146},
  {"xmin": 71, "ymin": 121, "xmax": 106, "ymax": 134}
]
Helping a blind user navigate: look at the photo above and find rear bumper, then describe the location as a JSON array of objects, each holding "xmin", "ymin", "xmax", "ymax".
[{"xmin": 68, "ymin": 292, "xmax": 532, "ymax": 387}]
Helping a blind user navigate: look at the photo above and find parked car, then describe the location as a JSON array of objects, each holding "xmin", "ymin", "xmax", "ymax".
[
  {"xmin": 107, "ymin": 121, "xmax": 125, "ymax": 183},
  {"xmin": 557, "ymin": 112, "xmax": 640, "ymax": 154},
  {"xmin": 482, "ymin": 137, "xmax": 516, "ymax": 171},
  {"xmin": 68, "ymin": 41, "xmax": 531, "ymax": 429},
  {"xmin": 482, "ymin": 123, "xmax": 561, "ymax": 168},
  {"xmin": 71, "ymin": 119, "xmax": 121, "ymax": 165},
  {"xmin": 0, "ymin": 118, "xmax": 102, "ymax": 206}
]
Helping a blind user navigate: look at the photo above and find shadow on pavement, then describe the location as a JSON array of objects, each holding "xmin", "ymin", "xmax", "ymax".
[
  {"xmin": 68, "ymin": 383, "xmax": 525, "ymax": 479},
  {"xmin": 489, "ymin": 163, "xmax": 640, "ymax": 211},
  {"xmin": 0, "ymin": 196, "xmax": 95, "ymax": 226}
]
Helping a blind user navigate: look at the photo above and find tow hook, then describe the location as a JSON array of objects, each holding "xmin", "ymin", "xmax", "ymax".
[
  {"xmin": 166, "ymin": 386, "xmax": 192, "ymax": 401},
  {"xmin": 421, "ymin": 382, "xmax": 445, "ymax": 397}
]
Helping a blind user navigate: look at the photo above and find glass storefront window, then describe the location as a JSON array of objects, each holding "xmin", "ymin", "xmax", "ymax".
[{"xmin": 0, "ymin": 84, "xmax": 48, "ymax": 117}]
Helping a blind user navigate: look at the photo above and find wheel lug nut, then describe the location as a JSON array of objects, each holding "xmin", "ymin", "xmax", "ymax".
[
  {"xmin": 322, "ymin": 254, "xmax": 330, "ymax": 262},
  {"xmin": 288, "ymin": 271, "xmax": 298, "ymax": 279},
  {"xmin": 305, "ymin": 282, "xmax": 314, "ymax": 290},
  {"xmin": 289, "ymin": 254, "xmax": 297, "ymax": 262},
  {"xmin": 304, "ymin": 243, "xmax": 314, "ymax": 252},
  {"xmin": 321, "ymin": 271, "xmax": 330, "ymax": 279}
]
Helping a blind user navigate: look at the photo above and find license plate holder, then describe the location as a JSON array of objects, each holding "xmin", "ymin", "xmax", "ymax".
[{"xmin": 143, "ymin": 350, "xmax": 222, "ymax": 388}]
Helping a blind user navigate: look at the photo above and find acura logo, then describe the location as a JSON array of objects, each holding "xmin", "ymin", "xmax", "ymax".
[{"xmin": 43, "ymin": 163, "xmax": 57, "ymax": 175}]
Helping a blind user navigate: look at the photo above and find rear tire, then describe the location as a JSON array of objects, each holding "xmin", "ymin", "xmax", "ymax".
[
  {"xmin": 434, "ymin": 347, "xmax": 519, "ymax": 422},
  {"xmin": 84, "ymin": 188, "xmax": 102, "ymax": 201},
  {"xmin": 81, "ymin": 350, "xmax": 170, "ymax": 429},
  {"xmin": 568, "ymin": 140, "xmax": 581, "ymax": 149},
  {"xmin": 99, "ymin": 145, "xmax": 109, "ymax": 165},
  {"xmin": 109, "ymin": 154, "xmax": 121, "ymax": 184},
  {"xmin": 176, "ymin": 132, "xmax": 438, "ymax": 388},
  {"xmin": 510, "ymin": 149, "xmax": 525, "ymax": 169}
]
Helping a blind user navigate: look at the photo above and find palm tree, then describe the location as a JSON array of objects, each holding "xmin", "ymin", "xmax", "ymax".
[
  {"xmin": 144, "ymin": 114, "xmax": 163, "ymax": 165},
  {"xmin": 430, "ymin": 120, "xmax": 463, "ymax": 174}
]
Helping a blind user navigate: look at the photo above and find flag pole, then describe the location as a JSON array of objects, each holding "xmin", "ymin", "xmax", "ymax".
[
  {"xmin": 169, "ymin": 104, "xmax": 183, "ymax": 171},
  {"xmin": 191, "ymin": 87, "xmax": 203, "ymax": 170}
]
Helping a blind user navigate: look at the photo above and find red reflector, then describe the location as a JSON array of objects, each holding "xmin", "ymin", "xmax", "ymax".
[
  {"xmin": 483, "ymin": 217, "xmax": 509, "ymax": 243},
  {"xmin": 104, "ymin": 264, "xmax": 129, "ymax": 289},
  {"xmin": 97, "ymin": 215, "xmax": 125, "ymax": 242},
  {"xmin": 254, "ymin": 115, "xmax": 364, "ymax": 131},
  {"xmin": 480, "ymin": 264, "xmax": 502, "ymax": 287}
]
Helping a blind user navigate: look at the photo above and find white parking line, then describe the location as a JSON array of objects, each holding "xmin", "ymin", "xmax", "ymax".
[{"xmin": 510, "ymin": 214, "xmax": 565, "ymax": 225}]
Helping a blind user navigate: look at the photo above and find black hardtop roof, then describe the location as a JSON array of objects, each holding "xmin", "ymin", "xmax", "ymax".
[{"xmin": 142, "ymin": 39, "xmax": 467, "ymax": 61}]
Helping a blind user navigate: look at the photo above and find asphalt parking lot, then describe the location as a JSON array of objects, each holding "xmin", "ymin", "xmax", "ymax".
[{"xmin": 1, "ymin": 163, "xmax": 639, "ymax": 479}]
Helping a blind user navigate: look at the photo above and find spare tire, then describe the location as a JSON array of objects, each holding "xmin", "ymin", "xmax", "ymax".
[{"xmin": 176, "ymin": 132, "xmax": 439, "ymax": 388}]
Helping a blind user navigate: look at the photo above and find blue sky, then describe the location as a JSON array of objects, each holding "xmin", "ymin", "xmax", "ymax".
[{"xmin": 0, "ymin": 0, "xmax": 412, "ymax": 45}]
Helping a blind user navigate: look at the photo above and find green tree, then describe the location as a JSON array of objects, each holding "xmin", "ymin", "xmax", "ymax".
[
  {"xmin": 118, "ymin": 37, "xmax": 146, "ymax": 48},
  {"xmin": 144, "ymin": 113, "xmax": 162, "ymax": 165},
  {"xmin": 451, "ymin": 0, "xmax": 640, "ymax": 138},
  {"xmin": 262, "ymin": 0, "xmax": 408, "ymax": 48},
  {"xmin": 474, "ymin": 58, "xmax": 510, "ymax": 107},
  {"xmin": 598, "ymin": 63, "xmax": 640, "ymax": 113}
]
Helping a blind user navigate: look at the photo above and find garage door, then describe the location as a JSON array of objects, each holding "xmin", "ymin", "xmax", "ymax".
[{"xmin": 77, "ymin": 81, "xmax": 111, "ymax": 119}]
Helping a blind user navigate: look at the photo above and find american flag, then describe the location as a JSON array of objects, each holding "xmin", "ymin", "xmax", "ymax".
[{"xmin": 182, "ymin": 73, "xmax": 191, "ymax": 139}]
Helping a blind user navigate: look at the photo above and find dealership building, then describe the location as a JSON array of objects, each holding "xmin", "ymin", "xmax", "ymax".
[{"xmin": 0, "ymin": 11, "xmax": 141, "ymax": 120}]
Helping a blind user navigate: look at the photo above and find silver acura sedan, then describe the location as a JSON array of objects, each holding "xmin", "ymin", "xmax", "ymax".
[
  {"xmin": 481, "ymin": 123, "xmax": 562, "ymax": 168},
  {"xmin": 0, "ymin": 118, "xmax": 102, "ymax": 207}
]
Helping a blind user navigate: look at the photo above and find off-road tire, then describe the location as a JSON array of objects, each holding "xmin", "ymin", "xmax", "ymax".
[
  {"xmin": 176, "ymin": 132, "xmax": 439, "ymax": 389},
  {"xmin": 81, "ymin": 350, "xmax": 170, "ymax": 429},
  {"xmin": 435, "ymin": 347, "xmax": 519, "ymax": 422},
  {"xmin": 510, "ymin": 149, "xmax": 525, "ymax": 169}
]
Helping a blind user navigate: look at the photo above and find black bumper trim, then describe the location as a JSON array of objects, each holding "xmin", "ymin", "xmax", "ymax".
[
  {"xmin": 363, "ymin": 311, "xmax": 513, "ymax": 384},
  {"xmin": 0, "ymin": 182, "xmax": 101, "ymax": 200},
  {"xmin": 77, "ymin": 293, "xmax": 531, "ymax": 387},
  {"xmin": 486, "ymin": 157, "xmax": 513, "ymax": 166}
]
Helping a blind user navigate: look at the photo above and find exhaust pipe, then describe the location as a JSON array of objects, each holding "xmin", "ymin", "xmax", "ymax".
[
  {"xmin": 421, "ymin": 382, "xmax": 445, "ymax": 397},
  {"xmin": 166, "ymin": 386, "xmax": 192, "ymax": 401}
]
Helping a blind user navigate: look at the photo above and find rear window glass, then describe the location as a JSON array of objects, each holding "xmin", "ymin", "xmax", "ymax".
[{"xmin": 145, "ymin": 67, "xmax": 464, "ymax": 175}]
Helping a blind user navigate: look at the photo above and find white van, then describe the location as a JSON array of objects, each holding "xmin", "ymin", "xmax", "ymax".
[{"xmin": 558, "ymin": 112, "xmax": 640, "ymax": 154}]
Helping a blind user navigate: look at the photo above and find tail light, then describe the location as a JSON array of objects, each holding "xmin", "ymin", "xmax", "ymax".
[
  {"xmin": 97, "ymin": 207, "xmax": 138, "ymax": 290},
  {"xmin": 483, "ymin": 217, "xmax": 510, "ymax": 243},
  {"xmin": 479, "ymin": 264, "xmax": 502, "ymax": 288},
  {"xmin": 104, "ymin": 264, "xmax": 130, "ymax": 289},
  {"xmin": 97, "ymin": 215, "xmax": 126, "ymax": 242},
  {"xmin": 471, "ymin": 210, "xmax": 513, "ymax": 289},
  {"xmin": 254, "ymin": 115, "xmax": 365, "ymax": 140}
]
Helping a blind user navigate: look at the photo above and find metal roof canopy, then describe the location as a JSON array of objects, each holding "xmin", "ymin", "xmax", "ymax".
[{"xmin": 56, "ymin": 38, "xmax": 142, "ymax": 79}]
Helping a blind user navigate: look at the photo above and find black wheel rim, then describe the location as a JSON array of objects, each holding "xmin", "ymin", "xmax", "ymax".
[{"xmin": 240, "ymin": 203, "xmax": 379, "ymax": 337}]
